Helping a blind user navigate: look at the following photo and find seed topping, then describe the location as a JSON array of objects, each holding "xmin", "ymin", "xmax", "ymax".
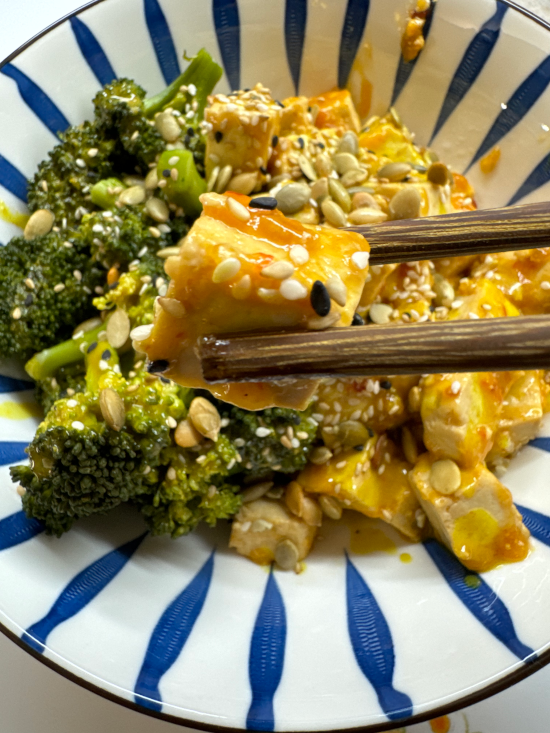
[{"xmin": 310, "ymin": 280, "xmax": 331, "ymax": 317}]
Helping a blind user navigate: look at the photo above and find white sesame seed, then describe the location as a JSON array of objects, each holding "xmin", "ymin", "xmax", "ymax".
[
  {"xmin": 92, "ymin": 224, "xmax": 104, "ymax": 233},
  {"xmin": 212, "ymin": 257, "xmax": 241, "ymax": 283},
  {"xmin": 168, "ymin": 156, "xmax": 180, "ymax": 166},
  {"xmin": 234, "ymin": 438, "xmax": 245, "ymax": 447},
  {"xmin": 336, "ymin": 460, "xmax": 347, "ymax": 469},
  {"xmin": 289, "ymin": 244, "xmax": 309, "ymax": 265},
  {"xmin": 227, "ymin": 196, "xmax": 251, "ymax": 222},
  {"xmin": 138, "ymin": 246, "xmax": 148, "ymax": 258},
  {"xmin": 196, "ymin": 454, "xmax": 207, "ymax": 464},
  {"xmin": 290, "ymin": 438, "xmax": 300, "ymax": 448},
  {"xmin": 88, "ymin": 147, "xmax": 98, "ymax": 157},
  {"xmin": 130, "ymin": 324, "xmax": 153, "ymax": 341},
  {"xmin": 24, "ymin": 278, "xmax": 35, "ymax": 289},
  {"xmin": 542, "ymin": 281, "xmax": 550, "ymax": 290},
  {"xmin": 71, "ymin": 420, "xmax": 85, "ymax": 431},
  {"xmin": 99, "ymin": 359, "xmax": 109, "ymax": 371},
  {"xmin": 166, "ymin": 416, "xmax": 177, "ymax": 429},
  {"xmin": 149, "ymin": 226, "xmax": 162, "ymax": 238},
  {"xmin": 451, "ymin": 381, "xmax": 461, "ymax": 394},
  {"xmin": 12, "ymin": 307, "xmax": 21, "ymax": 320},
  {"xmin": 469, "ymin": 312, "xmax": 480, "ymax": 319},
  {"xmin": 255, "ymin": 427, "xmax": 272, "ymax": 437},
  {"xmin": 261, "ymin": 260, "xmax": 295, "ymax": 280},
  {"xmin": 351, "ymin": 251, "xmax": 370, "ymax": 270},
  {"xmin": 53, "ymin": 283, "xmax": 65, "ymax": 293},
  {"xmin": 66, "ymin": 399, "xmax": 78, "ymax": 407},
  {"xmin": 280, "ymin": 279, "xmax": 308, "ymax": 300},
  {"xmin": 73, "ymin": 270, "xmax": 82, "ymax": 281},
  {"xmin": 296, "ymin": 431, "xmax": 309, "ymax": 440},
  {"xmin": 188, "ymin": 83, "xmax": 197, "ymax": 96},
  {"xmin": 75, "ymin": 158, "xmax": 86, "ymax": 169},
  {"xmin": 451, "ymin": 299, "xmax": 463, "ymax": 309},
  {"xmin": 482, "ymin": 303, "xmax": 492, "ymax": 311}
]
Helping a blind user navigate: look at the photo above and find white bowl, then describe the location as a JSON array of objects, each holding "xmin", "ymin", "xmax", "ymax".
[{"xmin": 2, "ymin": 0, "xmax": 550, "ymax": 730}]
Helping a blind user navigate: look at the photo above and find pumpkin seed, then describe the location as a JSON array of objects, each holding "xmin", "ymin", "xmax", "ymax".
[
  {"xmin": 285, "ymin": 481, "xmax": 305, "ymax": 517},
  {"xmin": 24, "ymin": 209, "xmax": 54, "ymax": 240},
  {"xmin": 310, "ymin": 446, "xmax": 333, "ymax": 464},
  {"xmin": 145, "ymin": 197, "xmax": 169, "ymax": 223},
  {"xmin": 352, "ymin": 192, "xmax": 378, "ymax": 210},
  {"xmin": 119, "ymin": 185, "xmax": 146, "ymax": 206},
  {"xmin": 430, "ymin": 459, "xmax": 461, "ymax": 494},
  {"xmin": 298, "ymin": 154, "xmax": 318, "ymax": 181},
  {"xmin": 106, "ymin": 309, "xmax": 131, "ymax": 349},
  {"xmin": 328, "ymin": 178, "xmax": 351, "ymax": 213},
  {"xmin": 333, "ymin": 152, "xmax": 360, "ymax": 174},
  {"xmin": 275, "ymin": 539, "xmax": 300, "ymax": 570},
  {"xmin": 228, "ymin": 171, "xmax": 258, "ymax": 195},
  {"xmin": 302, "ymin": 496, "xmax": 323, "ymax": 526},
  {"xmin": 276, "ymin": 182, "xmax": 310, "ymax": 214},
  {"xmin": 174, "ymin": 418, "xmax": 202, "ymax": 447},
  {"xmin": 337, "ymin": 420, "xmax": 370, "ymax": 448},
  {"xmin": 389, "ymin": 186, "xmax": 422, "ymax": 220},
  {"xmin": 325, "ymin": 273, "xmax": 347, "ymax": 307},
  {"xmin": 158, "ymin": 296, "xmax": 186, "ymax": 318},
  {"xmin": 315, "ymin": 153, "xmax": 333, "ymax": 177},
  {"xmin": 319, "ymin": 495, "xmax": 343, "ymax": 520},
  {"xmin": 433, "ymin": 273, "xmax": 455, "ymax": 307},
  {"xmin": 377, "ymin": 161, "xmax": 411, "ymax": 182},
  {"xmin": 321, "ymin": 199, "xmax": 347, "ymax": 228},
  {"xmin": 348, "ymin": 207, "xmax": 388, "ymax": 225},
  {"xmin": 99, "ymin": 388, "xmax": 125, "ymax": 431},
  {"xmin": 401, "ymin": 426, "xmax": 418, "ymax": 465},
  {"xmin": 310, "ymin": 177, "xmax": 329, "ymax": 201},
  {"xmin": 369, "ymin": 303, "xmax": 393, "ymax": 324},
  {"xmin": 155, "ymin": 111, "xmax": 181, "ymax": 142},
  {"xmin": 188, "ymin": 397, "xmax": 221, "ymax": 441},
  {"xmin": 341, "ymin": 168, "xmax": 368, "ymax": 188},
  {"xmin": 427, "ymin": 162, "xmax": 451, "ymax": 186},
  {"xmin": 242, "ymin": 482, "xmax": 273, "ymax": 503},
  {"xmin": 215, "ymin": 164, "xmax": 234, "ymax": 193},
  {"xmin": 338, "ymin": 131, "xmax": 359, "ymax": 155}
]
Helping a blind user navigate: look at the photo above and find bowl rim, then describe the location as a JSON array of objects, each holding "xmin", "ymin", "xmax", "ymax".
[{"xmin": 1, "ymin": 0, "xmax": 550, "ymax": 730}]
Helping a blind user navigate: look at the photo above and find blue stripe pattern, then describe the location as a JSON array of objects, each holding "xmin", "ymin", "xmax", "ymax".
[
  {"xmin": 134, "ymin": 552, "xmax": 214, "ymax": 712},
  {"xmin": 213, "ymin": 0, "xmax": 241, "ymax": 91},
  {"xmin": 247, "ymin": 569, "xmax": 286, "ymax": 732},
  {"xmin": 391, "ymin": 0, "xmax": 437, "ymax": 106},
  {"xmin": 0, "ymin": 64, "xmax": 70, "ymax": 137},
  {"xmin": 338, "ymin": 0, "xmax": 370, "ymax": 90},
  {"xmin": 529, "ymin": 436, "xmax": 550, "ymax": 452},
  {"xmin": 285, "ymin": 0, "xmax": 307, "ymax": 95},
  {"xmin": 0, "ymin": 154, "xmax": 28, "ymax": 202},
  {"xmin": 0, "ymin": 511, "xmax": 43, "ymax": 551},
  {"xmin": 144, "ymin": 0, "xmax": 181, "ymax": 85},
  {"xmin": 69, "ymin": 16, "xmax": 116, "ymax": 86},
  {"xmin": 22, "ymin": 533, "xmax": 147, "ymax": 654},
  {"xmin": 0, "ymin": 375, "xmax": 34, "ymax": 393},
  {"xmin": 467, "ymin": 55, "xmax": 550, "ymax": 172},
  {"xmin": 429, "ymin": 4, "xmax": 508, "ymax": 143},
  {"xmin": 345, "ymin": 554, "xmax": 413, "ymax": 721},
  {"xmin": 0, "ymin": 442, "xmax": 29, "ymax": 465},
  {"xmin": 517, "ymin": 504, "xmax": 550, "ymax": 547},
  {"xmin": 424, "ymin": 539, "xmax": 536, "ymax": 663},
  {"xmin": 508, "ymin": 153, "xmax": 550, "ymax": 206}
]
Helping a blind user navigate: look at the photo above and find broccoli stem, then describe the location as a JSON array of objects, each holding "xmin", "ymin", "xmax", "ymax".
[
  {"xmin": 90, "ymin": 178, "xmax": 126, "ymax": 210},
  {"xmin": 143, "ymin": 48, "xmax": 222, "ymax": 119},
  {"xmin": 25, "ymin": 322, "xmax": 105, "ymax": 381},
  {"xmin": 157, "ymin": 149, "xmax": 206, "ymax": 218}
]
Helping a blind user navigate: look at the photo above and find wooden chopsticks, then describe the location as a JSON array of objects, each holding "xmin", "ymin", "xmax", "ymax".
[
  {"xmin": 357, "ymin": 201, "xmax": 550, "ymax": 265},
  {"xmin": 200, "ymin": 316, "xmax": 550, "ymax": 382}
]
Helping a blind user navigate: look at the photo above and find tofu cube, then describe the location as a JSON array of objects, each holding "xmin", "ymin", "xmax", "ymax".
[{"xmin": 310, "ymin": 89, "xmax": 361, "ymax": 133}]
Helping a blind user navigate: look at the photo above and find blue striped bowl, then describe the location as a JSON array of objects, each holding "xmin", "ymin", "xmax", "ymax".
[{"xmin": 2, "ymin": 0, "xmax": 550, "ymax": 730}]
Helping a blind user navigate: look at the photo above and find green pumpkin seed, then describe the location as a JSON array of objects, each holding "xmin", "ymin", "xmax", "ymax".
[
  {"xmin": 275, "ymin": 182, "xmax": 311, "ymax": 214},
  {"xmin": 322, "ymin": 199, "xmax": 347, "ymax": 228},
  {"xmin": 333, "ymin": 152, "xmax": 360, "ymax": 175},
  {"xmin": 328, "ymin": 178, "xmax": 351, "ymax": 213},
  {"xmin": 389, "ymin": 186, "xmax": 422, "ymax": 220},
  {"xmin": 377, "ymin": 161, "xmax": 411, "ymax": 182}
]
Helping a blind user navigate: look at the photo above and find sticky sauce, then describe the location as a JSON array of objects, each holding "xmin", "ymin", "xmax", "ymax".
[
  {"xmin": 345, "ymin": 513, "xmax": 397, "ymax": 555},
  {"xmin": 399, "ymin": 552, "xmax": 412, "ymax": 564},
  {"xmin": 0, "ymin": 200, "xmax": 28, "ymax": 229},
  {"xmin": 464, "ymin": 574, "xmax": 481, "ymax": 589},
  {"xmin": 0, "ymin": 400, "xmax": 42, "ymax": 421},
  {"xmin": 430, "ymin": 716, "xmax": 451, "ymax": 733}
]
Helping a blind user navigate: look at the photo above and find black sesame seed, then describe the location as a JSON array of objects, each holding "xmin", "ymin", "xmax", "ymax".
[
  {"xmin": 101, "ymin": 349, "xmax": 112, "ymax": 361},
  {"xmin": 87, "ymin": 341, "xmax": 97, "ymax": 354},
  {"xmin": 260, "ymin": 166, "xmax": 268, "ymax": 175},
  {"xmin": 160, "ymin": 376, "xmax": 171, "ymax": 384},
  {"xmin": 367, "ymin": 427, "xmax": 374, "ymax": 438},
  {"xmin": 272, "ymin": 135, "xmax": 279, "ymax": 148},
  {"xmin": 353, "ymin": 444, "xmax": 364, "ymax": 452},
  {"xmin": 276, "ymin": 100, "xmax": 285, "ymax": 108},
  {"xmin": 380, "ymin": 380, "xmax": 392, "ymax": 390},
  {"xmin": 429, "ymin": 305, "xmax": 436, "ymax": 313},
  {"xmin": 162, "ymin": 169, "xmax": 171, "ymax": 178},
  {"xmin": 244, "ymin": 88, "xmax": 251, "ymax": 92},
  {"xmin": 311, "ymin": 281, "xmax": 331, "ymax": 317},
  {"xmin": 108, "ymin": 282, "xmax": 119, "ymax": 291},
  {"xmin": 317, "ymin": 142, "xmax": 325, "ymax": 149},
  {"xmin": 249, "ymin": 196, "xmax": 278, "ymax": 210},
  {"xmin": 215, "ymin": 131, "xmax": 223, "ymax": 143},
  {"xmin": 24, "ymin": 294, "xmax": 33, "ymax": 306},
  {"xmin": 352, "ymin": 313, "xmax": 364, "ymax": 326},
  {"xmin": 187, "ymin": 127, "xmax": 195, "ymax": 136},
  {"xmin": 147, "ymin": 359, "xmax": 170, "ymax": 374},
  {"xmin": 292, "ymin": 415, "xmax": 301, "ymax": 425},
  {"xmin": 298, "ymin": 137, "xmax": 304, "ymax": 149}
]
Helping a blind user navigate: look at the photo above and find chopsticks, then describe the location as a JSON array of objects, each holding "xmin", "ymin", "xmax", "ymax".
[
  {"xmin": 200, "ymin": 316, "xmax": 550, "ymax": 382},
  {"xmin": 357, "ymin": 201, "xmax": 550, "ymax": 265}
]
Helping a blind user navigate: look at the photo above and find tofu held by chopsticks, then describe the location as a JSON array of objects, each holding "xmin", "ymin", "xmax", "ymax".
[{"xmin": 138, "ymin": 191, "xmax": 370, "ymax": 410}]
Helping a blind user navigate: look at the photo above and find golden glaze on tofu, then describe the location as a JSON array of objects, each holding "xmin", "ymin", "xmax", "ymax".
[
  {"xmin": 410, "ymin": 454, "xmax": 530, "ymax": 572},
  {"xmin": 142, "ymin": 191, "xmax": 369, "ymax": 410}
]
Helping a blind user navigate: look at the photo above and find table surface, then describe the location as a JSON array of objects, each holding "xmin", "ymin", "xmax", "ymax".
[{"xmin": 2, "ymin": 1, "xmax": 550, "ymax": 731}]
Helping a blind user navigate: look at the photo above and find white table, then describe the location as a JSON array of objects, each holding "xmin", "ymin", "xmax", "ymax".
[{"xmin": 2, "ymin": 1, "xmax": 550, "ymax": 731}]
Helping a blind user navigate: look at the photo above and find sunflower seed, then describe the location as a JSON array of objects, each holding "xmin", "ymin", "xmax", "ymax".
[
  {"xmin": 341, "ymin": 168, "xmax": 368, "ymax": 188},
  {"xmin": 106, "ymin": 309, "xmax": 131, "ymax": 349},
  {"xmin": 338, "ymin": 131, "xmax": 359, "ymax": 155},
  {"xmin": 188, "ymin": 397, "xmax": 221, "ymax": 441},
  {"xmin": 377, "ymin": 162, "xmax": 411, "ymax": 182},
  {"xmin": 24, "ymin": 209, "xmax": 54, "ymax": 240},
  {"xmin": 145, "ymin": 168, "xmax": 159, "ymax": 190},
  {"xmin": 118, "ymin": 185, "xmax": 146, "ymax": 206},
  {"xmin": 319, "ymin": 495, "xmax": 343, "ymax": 520},
  {"xmin": 227, "ymin": 196, "xmax": 251, "ymax": 221},
  {"xmin": 315, "ymin": 153, "xmax": 333, "ymax": 177},
  {"xmin": 242, "ymin": 482, "xmax": 273, "ymax": 503},
  {"xmin": 310, "ymin": 178, "xmax": 329, "ymax": 201},
  {"xmin": 298, "ymin": 154, "xmax": 318, "ymax": 181},
  {"xmin": 174, "ymin": 418, "xmax": 202, "ymax": 447},
  {"xmin": 351, "ymin": 251, "xmax": 370, "ymax": 270},
  {"xmin": 227, "ymin": 171, "xmax": 258, "ymax": 195},
  {"xmin": 328, "ymin": 178, "xmax": 351, "ymax": 213},
  {"xmin": 145, "ymin": 197, "xmax": 169, "ymax": 223},
  {"xmin": 155, "ymin": 111, "xmax": 181, "ymax": 142},
  {"xmin": 348, "ymin": 207, "xmax": 388, "ymax": 225},
  {"xmin": 275, "ymin": 539, "xmax": 300, "ymax": 570},
  {"xmin": 215, "ymin": 164, "xmax": 234, "ymax": 193},
  {"xmin": 321, "ymin": 199, "xmax": 347, "ymax": 228},
  {"xmin": 352, "ymin": 192, "xmax": 378, "ymax": 210},
  {"xmin": 207, "ymin": 166, "xmax": 220, "ymax": 193},
  {"xmin": 99, "ymin": 388, "xmax": 125, "ymax": 431}
]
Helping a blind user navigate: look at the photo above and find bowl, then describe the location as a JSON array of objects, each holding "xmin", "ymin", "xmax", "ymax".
[{"xmin": 2, "ymin": 0, "xmax": 550, "ymax": 730}]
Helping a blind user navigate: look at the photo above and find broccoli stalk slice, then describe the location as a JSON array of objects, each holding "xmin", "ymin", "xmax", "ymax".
[
  {"xmin": 143, "ymin": 48, "xmax": 222, "ymax": 118},
  {"xmin": 85, "ymin": 339, "xmax": 119, "ymax": 393},
  {"xmin": 25, "ymin": 322, "xmax": 104, "ymax": 381},
  {"xmin": 90, "ymin": 177, "xmax": 126, "ymax": 209},
  {"xmin": 157, "ymin": 150, "xmax": 206, "ymax": 219}
]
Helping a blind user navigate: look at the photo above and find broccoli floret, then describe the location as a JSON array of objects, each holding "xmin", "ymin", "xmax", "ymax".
[
  {"xmin": 0, "ymin": 231, "xmax": 104, "ymax": 361},
  {"xmin": 27, "ymin": 121, "xmax": 116, "ymax": 225},
  {"xmin": 139, "ymin": 436, "xmax": 241, "ymax": 538},
  {"xmin": 35, "ymin": 361, "xmax": 87, "ymax": 414},
  {"xmin": 221, "ymin": 405, "xmax": 318, "ymax": 478}
]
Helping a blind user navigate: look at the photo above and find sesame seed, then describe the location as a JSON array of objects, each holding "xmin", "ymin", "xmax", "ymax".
[
  {"xmin": 280, "ymin": 279, "xmax": 308, "ymax": 300},
  {"xmin": 451, "ymin": 299, "xmax": 463, "ymax": 309},
  {"xmin": 261, "ymin": 260, "xmax": 295, "ymax": 280},
  {"xmin": 138, "ymin": 246, "xmax": 148, "ymax": 257},
  {"xmin": 88, "ymin": 148, "xmax": 98, "ymax": 157},
  {"xmin": 53, "ymin": 283, "xmax": 65, "ymax": 293},
  {"xmin": 72, "ymin": 420, "xmax": 85, "ymax": 430},
  {"xmin": 170, "ymin": 168, "xmax": 179, "ymax": 181},
  {"xmin": 196, "ymin": 454, "xmax": 207, "ymax": 464},
  {"xmin": 73, "ymin": 270, "xmax": 82, "ymax": 281},
  {"xmin": 149, "ymin": 226, "xmax": 162, "ymax": 237},
  {"xmin": 256, "ymin": 427, "xmax": 271, "ymax": 437},
  {"xmin": 25, "ymin": 278, "xmax": 35, "ymax": 289},
  {"xmin": 227, "ymin": 196, "xmax": 251, "ymax": 222},
  {"xmin": 92, "ymin": 224, "xmax": 104, "ymax": 233},
  {"xmin": 542, "ymin": 281, "xmax": 550, "ymax": 290},
  {"xmin": 351, "ymin": 251, "xmax": 370, "ymax": 270},
  {"xmin": 451, "ymin": 381, "xmax": 461, "ymax": 394},
  {"xmin": 289, "ymin": 244, "xmax": 309, "ymax": 265},
  {"xmin": 166, "ymin": 416, "xmax": 177, "ymax": 429},
  {"xmin": 75, "ymin": 158, "xmax": 86, "ymax": 169},
  {"xmin": 296, "ymin": 431, "xmax": 309, "ymax": 440},
  {"xmin": 12, "ymin": 307, "xmax": 21, "ymax": 320},
  {"xmin": 249, "ymin": 196, "xmax": 278, "ymax": 210},
  {"xmin": 167, "ymin": 466, "xmax": 177, "ymax": 480},
  {"xmin": 310, "ymin": 280, "xmax": 331, "ymax": 317},
  {"xmin": 188, "ymin": 83, "xmax": 197, "ymax": 96},
  {"xmin": 168, "ymin": 155, "xmax": 180, "ymax": 166},
  {"xmin": 212, "ymin": 257, "xmax": 241, "ymax": 283},
  {"xmin": 130, "ymin": 324, "xmax": 153, "ymax": 341},
  {"xmin": 66, "ymin": 399, "xmax": 78, "ymax": 407},
  {"xmin": 280, "ymin": 435, "xmax": 293, "ymax": 449},
  {"xmin": 99, "ymin": 359, "xmax": 109, "ymax": 371}
]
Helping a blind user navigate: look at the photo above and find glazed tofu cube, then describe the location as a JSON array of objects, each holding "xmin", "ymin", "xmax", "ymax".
[
  {"xmin": 229, "ymin": 498, "xmax": 317, "ymax": 566},
  {"xmin": 487, "ymin": 371, "xmax": 546, "ymax": 465},
  {"xmin": 142, "ymin": 192, "xmax": 370, "ymax": 410},
  {"xmin": 309, "ymin": 89, "xmax": 361, "ymax": 133},
  {"xmin": 298, "ymin": 440, "xmax": 423, "ymax": 541},
  {"xmin": 448, "ymin": 278, "xmax": 519, "ymax": 321},
  {"xmin": 420, "ymin": 372, "xmax": 502, "ymax": 468},
  {"xmin": 409, "ymin": 454, "xmax": 530, "ymax": 572},
  {"xmin": 204, "ymin": 84, "xmax": 282, "ymax": 181},
  {"xmin": 280, "ymin": 96, "xmax": 312, "ymax": 135}
]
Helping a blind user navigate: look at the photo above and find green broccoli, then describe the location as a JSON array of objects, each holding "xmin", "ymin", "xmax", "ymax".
[
  {"xmin": 34, "ymin": 360, "xmax": 87, "ymax": 414},
  {"xmin": 0, "ymin": 231, "xmax": 104, "ymax": 361}
]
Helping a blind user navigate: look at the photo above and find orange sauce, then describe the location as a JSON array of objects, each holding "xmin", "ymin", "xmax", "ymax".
[{"xmin": 430, "ymin": 715, "xmax": 451, "ymax": 733}]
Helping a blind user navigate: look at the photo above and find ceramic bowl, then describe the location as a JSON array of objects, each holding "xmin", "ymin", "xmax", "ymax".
[{"xmin": 2, "ymin": 0, "xmax": 550, "ymax": 730}]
